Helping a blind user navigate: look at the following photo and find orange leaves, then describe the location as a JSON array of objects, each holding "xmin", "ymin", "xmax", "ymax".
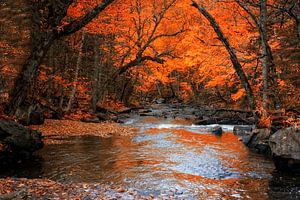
[
  {"xmin": 65, "ymin": 0, "xmax": 122, "ymax": 35},
  {"xmin": 97, "ymin": 94, "xmax": 128, "ymax": 112},
  {"xmin": 67, "ymin": 3, "xmax": 85, "ymax": 18},
  {"xmin": 67, "ymin": 0, "xmax": 101, "ymax": 19},
  {"xmin": 278, "ymin": 79, "xmax": 285, "ymax": 87},
  {"xmin": 179, "ymin": 81, "xmax": 192, "ymax": 100},
  {"xmin": 206, "ymin": 75, "xmax": 228, "ymax": 88},
  {"xmin": 258, "ymin": 114, "xmax": 272, "ymax": 128},
  {"xmin": 38, "ymin": 71, "xmax": 47, "ymax": 81},
  {"xmin": 0, "ymin": 65, "xmax": 18, "ymax": 75},
  {"xmin": 231, "ymin": 88, "xmax": 245, "ymax": 101},
  {"xmin": 61, "ymin": 0, "xmax": 283, "ymax": 107},
  {"xmin": 53, "ymin": 75, "xmax": 65, "ymax": 85},
  {"xmin": 77, "ymin": 84, "xmax": 87, "ymax": 94},
  {"xmin": 31, "ymin": 119, "xmax": 133, "ymax": 140}
]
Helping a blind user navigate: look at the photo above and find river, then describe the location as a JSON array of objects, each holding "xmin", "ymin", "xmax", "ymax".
[{"xmin": 1, "ymin": 106, "xmax": 299, "ymax": 199}]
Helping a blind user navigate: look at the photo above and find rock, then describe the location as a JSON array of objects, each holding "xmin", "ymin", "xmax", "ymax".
[
  {"xmin": 15, "ymin": 104, "xmax": 45, "ymax": 125},
  {"xmin": 81, "ymin": 117, "xmax": 100, "ymax": 123},
  {"xmin": 140, "ymin": 112, "xmax": 154, "ymax": 117},
  {"xmin": 154, "ymin": 98, "xmax": 166, "ymax": 104},
  {"xmin": 46, "ymin": 109, "xmax": 63, "ymax": 120},
  {"xmin": 95, "ymin": 105, "xmax": 109, "ymax": 113},
  {"xmin": 211, "ymin": 126, "xmax": 222, "ymax": 135},
  {"xmin": 118, "ymin": 107, "xmax": 132, "ymax": 114},
  {"xmin": 233, "ymin": 126, "xmax": 253, "ymax": 135},
  {"xmin": 140, "ymin": 109, "xmax": 152, "ymax": 113},
  {"xmin": 269, "ymin": 126, "xmax": 300, "ymax": 172},
  {"xmin": 111, "ymin": 116, "xmax": 126, "ymax": 123},
  {"xmin": 96, "ymin": 113, "xmax": 110, "ymax": 121},
  {"xmin": 246, "ymin": 129, "xmax": 272, "ymax": 155},
  {"xmin": 15, "ymin": 105, "xmax": 31, "ymax": 126},
  {"xmin": 233, "ymin": 126, "xmax": 253, "ymax": 144},
  {"xmin": 29, "ymin": 110, "xmax": 44, "ymax": 125},
  {"xmin": 0, "ymin": 120, "xmax": 43, "ymax": 162}
]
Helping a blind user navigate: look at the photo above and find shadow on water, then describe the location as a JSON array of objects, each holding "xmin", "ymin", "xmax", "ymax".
[
  {"xmin": 0, "ymin": 115, "xmax": 299, "ymax": 199},
  {"xmin": 268, "ymin": 171, "xmax": 300, "ymax": 200},
  {"xmin": 0, "ymin": 156, "xmax": 44, "ymax": 179}
]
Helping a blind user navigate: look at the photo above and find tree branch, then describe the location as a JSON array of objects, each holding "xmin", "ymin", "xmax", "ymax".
[
  {"xmin": 56, "ymin": 0, "xmax": 115, "ymax": 37},
  {"xmin": 191, "ymin": 0, "xmax": 256, "ymax": 110},
  {"xmin": 118, "ymin": 55, "xmax": 165, "ymax": 75}
]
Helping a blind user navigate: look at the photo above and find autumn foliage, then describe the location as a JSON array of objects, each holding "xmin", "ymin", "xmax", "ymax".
[{"xmin": 0, "ymin": 0, "xmax": 299, "ymax": 125}]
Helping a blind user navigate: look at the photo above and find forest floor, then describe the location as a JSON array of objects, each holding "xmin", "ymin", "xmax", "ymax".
[{"xmin": 29, "ymin": 119, "xmax": 136, "ymax": 145}]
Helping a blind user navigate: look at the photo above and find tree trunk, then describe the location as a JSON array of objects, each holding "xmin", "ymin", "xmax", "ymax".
[
  {"xmin": 65, "ymin": 31, "xmax": 85, "ymax": 113},
  {"xmin": 156, "ymin": 82, "xmax": 163, "ymax": 98},
  {"xmin": 7, "ymin": 0, "xmax": 114, "ymax": 115},
  {"xmin": 7, "ymin": 33, "xmax": 56, "ymax": 115},
  {"xmin": 120, "ymin": 78, "xmax": 132, "ymax": 102},
  {"xmin": 266, "ymin": 46, "xmax": 281, "ymax": 109},
  {"xmin": 292, "ymin": 3, "xmax": 300, "ymax": 41},
  {"xmin": 260, "ymin": 0, "xmax": 269, "ymax": 110},
  {"xmin": 91, "ymin": 35, "xmax": 101, "ymax": 111},
  {"xmin": 58, "ymin": 85, "xmax": 65, "ymax": 110},
  {"xmin": 191, "ymin": 1, "xmax": 256, "ymax": 111},
  {"xmin": 297, "ymin": 17, "xmax": 300, "ymax": 41},
  {"xmin": 236, "ymin": 0, "xmax": 281, "ymax": 109}
]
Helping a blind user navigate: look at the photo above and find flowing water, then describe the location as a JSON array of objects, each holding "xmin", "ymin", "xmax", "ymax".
[{"xmin": 1, "ymin": 111, "xmax": 300, "ymax": 199}]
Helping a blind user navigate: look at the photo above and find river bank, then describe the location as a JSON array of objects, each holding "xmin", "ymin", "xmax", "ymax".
[{"xmin": 29, "ymin": 119, "xmax": 135, "ymax": 145}]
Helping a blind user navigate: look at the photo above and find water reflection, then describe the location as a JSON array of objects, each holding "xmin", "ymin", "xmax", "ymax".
[{"xmin": 0, "ymin": 116, "xmax": 299, "ymax": 199}]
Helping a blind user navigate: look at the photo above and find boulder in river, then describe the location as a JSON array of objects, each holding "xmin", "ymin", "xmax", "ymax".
[
  {"xmin": 233, "ymin": 126, "xmax": 253, "ymax": 135},
  {"xmin": 233, "ymin": 126, "xmax": 253, "ymax": 144},
  {"xmin": 269, "ymin": 126, "xmax": 300, "ymax": 172},
  {"xmin": 0, "ymin": 120, "xmax": 43, "ymax": 163},
  {"xmin": 211, "ymin": 126, "xmax": 223, "ymax": 135},
  {"xmin": 245, "ymin": 129, "xmax": 272, "ymax": 155}
]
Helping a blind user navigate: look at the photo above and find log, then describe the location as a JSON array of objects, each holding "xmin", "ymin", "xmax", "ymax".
[
  {"xmin": 195, "ymin": 117, "xmax": 255, "ymax": 125},
  {"xmin": 209, "ymin": 108, "xmax": 253, "ymax": 115}
]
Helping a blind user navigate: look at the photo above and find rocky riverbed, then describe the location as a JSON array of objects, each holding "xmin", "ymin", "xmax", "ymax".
[{"xmin": 0, "ymin": 178, "xmax": 182, "ymax": 200}]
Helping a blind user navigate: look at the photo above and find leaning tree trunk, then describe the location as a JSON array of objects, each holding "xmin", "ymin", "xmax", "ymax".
[
  {"xmin": 7, "ymin": 33, "xmax": 56, "ymax": 115},
  {"xmin": 191, "ymin": 1, "xmax": 256, "ymax": 111}
]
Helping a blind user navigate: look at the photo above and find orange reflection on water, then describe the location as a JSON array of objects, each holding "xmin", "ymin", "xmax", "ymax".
[
  {"xmin": 171, "ymin": 129, "xmax": 254, "ymax": 175},
  {"xmin": 173, "ymin": 129, "xmax": 219, "ymax": 145}
]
